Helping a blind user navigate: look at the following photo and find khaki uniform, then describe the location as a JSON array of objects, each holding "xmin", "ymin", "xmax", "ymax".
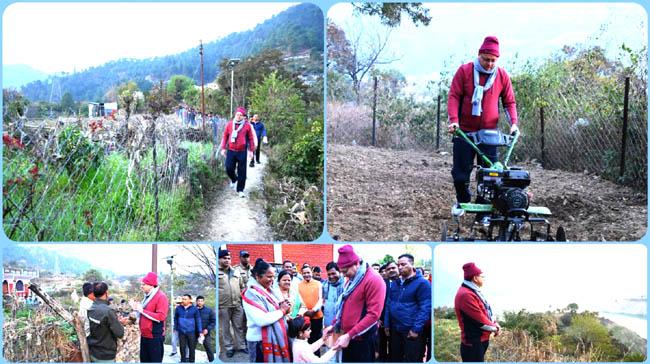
[
  {"xmin": 218, "ymin": 267, "xmax": 246, "ymax": 352},
  {"xmin": 233, "ymin": 264, "xmax": 253, "ymax": 287}
]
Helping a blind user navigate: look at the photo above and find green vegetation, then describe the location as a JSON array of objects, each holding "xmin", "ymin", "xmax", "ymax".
[
  {"xmin": 250, "ymin": 71, "xmax": 324, "ymax": 241},
  {"xmin": 434, "ymin": 305, "xmax": 647, "ymax": 362},
  {"xmin": 3, "ymin": 124, "xmax": 225, "ymax": 241}
]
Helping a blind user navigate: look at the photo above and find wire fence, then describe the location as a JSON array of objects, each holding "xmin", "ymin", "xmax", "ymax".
[
  {"xmin": 3, "ymin": 113, "xmax": 227, "ymax": 242},
  {"xmin": 328, "ymin": 73, "xmax": 647, "ymax": 190}
]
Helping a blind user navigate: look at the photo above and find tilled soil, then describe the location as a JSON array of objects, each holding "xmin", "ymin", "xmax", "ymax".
[{"xmin": 327, "ymin": 144, "xmax": 647, "ymax": 242}]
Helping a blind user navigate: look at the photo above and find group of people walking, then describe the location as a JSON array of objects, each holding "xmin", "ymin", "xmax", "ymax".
[
  {"xmin": 219, "ymin": 106, "xmax": 268, "ymax": 198},
  {"xmin": 218, "ymin": 245, "xmax": 431, "ymax": 362},
  {"xmin": 79, "ymin": 272, "xmax": 215, "ymax": 363}
]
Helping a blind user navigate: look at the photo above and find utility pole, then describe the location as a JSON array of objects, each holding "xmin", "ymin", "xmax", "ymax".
[
  {"xmin": 228, "ymin": 59, "xmax": 240, "ymax": 118},
  {"xmin": 199, "ymin": 40, "xmax": 206, "ymax": 130}
]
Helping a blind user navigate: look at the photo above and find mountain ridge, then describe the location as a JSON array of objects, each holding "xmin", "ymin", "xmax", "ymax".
[{"xmin": 17, "ymin": 3, "xmax": 323, "ymax": 102}]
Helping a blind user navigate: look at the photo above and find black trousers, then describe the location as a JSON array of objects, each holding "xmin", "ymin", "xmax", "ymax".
[
  {"xmin": 460, "ymin": 340, "xmax": 490, "ymax": 362},
  {"xmin": 179, "ymin": 332, "xmax": 197, "ymax": 362},
  {"xmin": 200, "ymin": 332, "xmax": 215, "ymax": 362},
  {"xmin": 378, "ymin": 327, "xmax": 390, "ymax": 361},
  {"xmin": 342, "ymin": 332, "xmax": 377, "ymax": 362},
  {"xmin": 451, "ymin": 137, "xmax": 498, "ymax": 203},
  {"xmin": 389, "ymin": 329, "xmax": 425, "ymax": 362},
  {"xmin": 308, "ymin": 317, "xmax": 323, "ymax": 356},
  {"xmin": 140, "ymin": 336, "xmax": 164, "ymax": 363},
  {"xmin": 225, "ymin": 150, "xmax": 248, "ymax": 192},
  {"xmin": 255, "ymin": 142, "xmax": 262, "ymax": 163}
]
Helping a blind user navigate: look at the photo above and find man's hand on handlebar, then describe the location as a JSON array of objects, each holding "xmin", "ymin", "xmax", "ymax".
[{"xmin": 510, "ymin": 124, "xmax": 519, "ymax": 135}]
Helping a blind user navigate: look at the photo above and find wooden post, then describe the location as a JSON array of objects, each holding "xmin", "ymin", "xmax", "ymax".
[
  {"xmin": 152, "ymin": 244, "xmax": 158, "ymax": 273},
  {"xmin": 372, "ymin": 76, "xmax": 378, "ymax": 146},
  {"xmin": 28, "ymin": 283, "xmax": 90, "ymax": 362},
  {"xmin": 539, "ymin": 107, "xmax": 545, "ymax": 167},
  {"xmin": 436, "ymin": 94, "xmax": 441, "ymax": 150},
  {"xmin": 74, "ymin": 313, "xmax": 91, "ymax": 362},
  {"xmin": 620, "ymin": 77, "xmax": 630, "ymax": 178}
]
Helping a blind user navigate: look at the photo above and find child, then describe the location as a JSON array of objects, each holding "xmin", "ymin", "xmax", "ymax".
[{"xmin": 288, "ymin": 316, "xmax": 338, "ymax": 363}]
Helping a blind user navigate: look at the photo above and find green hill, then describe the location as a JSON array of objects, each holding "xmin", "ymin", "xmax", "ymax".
[{"xmin": 19, "ymin": 3, "xmax": 323, "ymax": 102}]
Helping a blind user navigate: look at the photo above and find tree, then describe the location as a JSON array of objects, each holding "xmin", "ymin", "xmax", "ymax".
[
  {"xmin": 117, "ymin": 81, "xmax": 141, "ymax": 119},
  {"xmin": 182, "ymin": 245, "xmax": 216, "ymax": 285},
  {"xmin": 378, "ymin": 254, "xmax": 396, "ymax": 265},
  {"xmin": 327, "ymin": 21, "xmax": 395, "ymax": 103},
  {"xmin": 60, "ymin": 92, "xmax": 75, "ymax": 115},
  {"xmin": 167, "ymin": 75, "xmax": 195, "ymax": 103},
  {"xmin": 147, "ymin": 82, "xmax": 174, "ymax": 116},
  {"xmin": 83, "ymin": 268, "xmax": 104, "ymax": 282},
  {"xmin": 567, "ymin": 303, "xmax": 579, "ymax": 313},
  {"xmin": 216, "ymin": 49, "xmax": 295, "ymax": 113},
  {"xmin": 249, "ymin": 71, "xmax": 307, "ymax": 146},
  {"xmin": 3, "ymin": 89, "xmax": 29, "ymax": 123},
  {"xmin": 204, "ymin": 88, "xmax": 229, "ymax": 117},
  {"xmin": 352, "ymin": 3, "xmax": 432, "ymax": 27}
]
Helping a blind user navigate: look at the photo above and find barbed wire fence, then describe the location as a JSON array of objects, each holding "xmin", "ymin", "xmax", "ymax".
[
  {"xmin": 329, "ymin": 71, "xmax": 646, "ymax": 191},
  {"xmin": 3, "ymin": 113, "xmax": 227, "ymax": 242}
]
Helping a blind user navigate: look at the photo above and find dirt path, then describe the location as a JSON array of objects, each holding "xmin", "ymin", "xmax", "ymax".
[
  {"xmin": 327, "ymin": 144, "xmax": 647, "ymax": 242},
  {"xmin": 186, "ymin": 153, "xmax": 273, "ymax": 242},
  {"xmin": 163, "ymin": 344, "xmax": 208, "ymax": 363}
]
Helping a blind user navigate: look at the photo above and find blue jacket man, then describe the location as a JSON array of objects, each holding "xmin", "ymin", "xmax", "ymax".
[
  {"xmin": 174, "ymin": 295, "xmax": 203, "ymax": 363},
  {"xmin": 196, "ymin": 296, "xmax": 216, "ymax": 362},
  {"xmin": 385, "ymin": 254, "xmax": 431, "ymax": 362},
  {"xmin": 249, "ymin": 114, "xmax": 267, "ymax": 167}
]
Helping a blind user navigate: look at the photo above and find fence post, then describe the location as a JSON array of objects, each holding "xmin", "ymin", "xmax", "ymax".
[
  {"xmin": 620, "ymin": 77, "xmax": 630, "ymax": 178},
  {"xmin": 436, "ymin": 94, "xmax": 441, "ymax": 150},
  {"xmin": 372, "ymin": 76, "xmax": 377, "ymax": 146},
  {"xmin": 152, "ymin": 118, "xmax": 160, "ymax": 241},
  {"xmin": 539, "ymin": 107, "xmax": 546, "ymax": 167}
]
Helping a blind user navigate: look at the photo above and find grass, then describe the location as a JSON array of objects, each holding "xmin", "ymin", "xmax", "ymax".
[{"xmin": 4, "ymin": 141, "xmax": 225, "ymax": 241}]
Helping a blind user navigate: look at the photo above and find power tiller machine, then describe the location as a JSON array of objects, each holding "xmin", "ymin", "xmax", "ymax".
[{"xmin": 442, "ymin": 129, "xmax": 566, "ymax": 242}]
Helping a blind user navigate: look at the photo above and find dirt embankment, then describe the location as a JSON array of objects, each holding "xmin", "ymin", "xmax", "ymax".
[{"xmin": 327, "ymin": 144, "xmax": 647, "ymax": 242}]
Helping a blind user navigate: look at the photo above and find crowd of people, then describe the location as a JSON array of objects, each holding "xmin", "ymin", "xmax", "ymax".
[
  {"xmin": 218, "ymin": 245, "xmax": 432, "ymax": 362},
  {"xmin": 78, "ymin": 272, "xmax": 216, "ymax": 363}
]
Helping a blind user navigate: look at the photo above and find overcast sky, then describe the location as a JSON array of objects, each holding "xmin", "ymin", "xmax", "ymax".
[
  {"xmin": 434, "ymin": 244, "xmax": 647, "ymax": 315},
  {"xmin": 38, "ymin": 244, "xmax": 213, "ymax": 276},
  {"xmin": 3, "ymin": 2, "xmax": 295, "ymax": 74},
  {"xmin": 328, "ymin": 3, "xmax": 647, "ymax": 97}
]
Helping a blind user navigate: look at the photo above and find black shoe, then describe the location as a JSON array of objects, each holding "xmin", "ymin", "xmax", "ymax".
[
  {"xmin": 249, "ymin": 161, "xmax": 255, "ymax": 167},
  {"xmin": 226, "ymin": 350, "xmax": 235, "ymax": 358},
  {"xmin": 170, "ymin": 352, "xmax": 177, "ymax": 356},
  {"xmin": 239, "ymin": 348, "xmax": 249, "ymax": 354},
  {"xmin": 256, "ymin": 160, "xmax": 261, "ymax": 164}
]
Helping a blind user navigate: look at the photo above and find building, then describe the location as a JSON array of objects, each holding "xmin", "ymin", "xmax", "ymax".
[
  {"xmin": 225, "ymin": 244, "xmax": 334, "ymax": 271},
  {"xmin": 3, "ymin": 269, "xmax": 39, "ymax": 297}
]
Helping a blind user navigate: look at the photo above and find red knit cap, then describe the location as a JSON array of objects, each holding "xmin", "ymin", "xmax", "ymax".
[
  {"xmin": 236, "ymin": 106, "xmax": 247, "ymax": 116},
  {"xmin": 337, "ymin": 244, "xmax": 360, "ymax": 268},
  {"xmin": 478, "ymin": 36, "xmax": 500, "ymax": 57},
  {"xmin": 463, "ymin": 262, "xmax": 482, "ymax": 280},
  {"xmin": 142, "ymin": 272, "xmax": 158, "ymax": 286}
]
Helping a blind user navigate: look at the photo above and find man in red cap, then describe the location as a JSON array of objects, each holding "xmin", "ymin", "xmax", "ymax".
[
  {"xmin": 129, "ymin": 272, "xmax": 169, "ymax": 363},
  {"xmin": 220, "ymin": 106, "xmax": 256, "ymax": 198},
  {"xmin": 454, "ymin": 262, "xmax": 500, "ymax": 362},
  {"xmin": 323, "ymin": 244, "xmax": 386, "ymax": 362},
  {"xmin": 447, "ymin": 36, "xmax": 519, "ymax": 224}
]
